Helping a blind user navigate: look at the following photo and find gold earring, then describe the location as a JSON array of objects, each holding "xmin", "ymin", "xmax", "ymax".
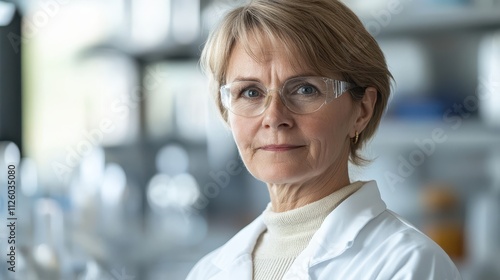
[{"xmin": 352, "ymin": 131, "xmax": 359, "ymax": 144}]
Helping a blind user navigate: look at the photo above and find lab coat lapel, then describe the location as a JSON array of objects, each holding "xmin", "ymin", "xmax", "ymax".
[
  {"xmin": 283, "ymin": 181, "xmax": 387, "ymax": 279},
  {"xmin": 209, "ymin": 254, "xmax": 253, "ymax": 280},
  {"xmin": 310, "ymin": 181, "xmax": 387, "ymax": 264},
  {"xmin": 209, "ymin": 216, "xmax": 267, "ymax": 280}
]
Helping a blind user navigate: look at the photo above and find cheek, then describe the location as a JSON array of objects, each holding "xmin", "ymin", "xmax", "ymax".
[
  {"xmin": 304, "ymin": 109, "xmax": 353, "ymax": 161},
  {"xmin": 306, "ymin": 121, "xmax": 347, "ymax": 160},
  {"xmin": 229, "ymin": 116, "xmax": 255, "ymax": 152}
]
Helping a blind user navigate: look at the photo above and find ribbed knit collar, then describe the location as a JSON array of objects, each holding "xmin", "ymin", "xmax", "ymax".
[{"xmin": 254, "ymin": 181, "xmax": 364, "ymax": 258}]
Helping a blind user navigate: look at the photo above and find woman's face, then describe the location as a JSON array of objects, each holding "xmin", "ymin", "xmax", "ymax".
[{"xmin": 225, "ymin": 40, "xmax": 360, "ymax": 186}]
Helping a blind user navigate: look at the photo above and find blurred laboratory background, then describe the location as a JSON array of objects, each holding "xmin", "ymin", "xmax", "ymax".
[{"xmin": 0, "ymin": 0, "xmax": 499, "ymax": 279}]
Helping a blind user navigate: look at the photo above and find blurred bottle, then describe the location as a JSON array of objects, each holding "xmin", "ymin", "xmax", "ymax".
[
  {"xmin": 478, "ymin": 31, "xmax": 500, "ymax": 128},
  {"xmin": 464, "ymin": 151, "xmax": 500, "ymax": 279},
  {"xmin": 421, "ymin": 183, "xmax": 465, "ymax": 261},
  {"xmin": 32, "ymin": 198, "xmax": 66, "ymax": 279}
]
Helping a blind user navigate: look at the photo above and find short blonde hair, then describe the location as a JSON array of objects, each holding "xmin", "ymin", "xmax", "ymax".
[{"xmin": 200, "ymin": 0, "xmax": 393, "ymax": 165}]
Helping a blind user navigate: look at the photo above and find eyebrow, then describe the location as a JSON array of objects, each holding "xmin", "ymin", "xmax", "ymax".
[
  {"xmin": 230, "ymin": 76, "xmax": 261, "ymax": 83},
  {"xmin": 229, "ymin": 72, "xmax": 319, "ymax": 83}
]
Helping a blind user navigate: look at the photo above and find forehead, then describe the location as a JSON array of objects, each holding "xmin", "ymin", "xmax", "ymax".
[{"xmin": 225, "ymin": 35, "xmax": 314, "ymax": 81}]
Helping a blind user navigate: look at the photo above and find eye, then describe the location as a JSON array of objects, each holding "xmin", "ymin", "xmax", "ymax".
[
  {"xmin": 241, "ymin": 88, "xmax": 262, "ymax": 98},
  {"xmin": 296, "ymin": 85, "xmax": 319, "ymax": 95}
]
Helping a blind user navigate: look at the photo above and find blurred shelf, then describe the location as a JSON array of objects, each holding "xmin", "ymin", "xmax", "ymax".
[
  {"xmin": 370, "ymin": 119, "xmax": 500, "ymax": 148},
  {"xmin": 368, "ymin": 7, "xmax": 500, "ymax": 37},
  {"xmin": 79, "ymin": 37, "xmax": 204, "ymax": 62}
]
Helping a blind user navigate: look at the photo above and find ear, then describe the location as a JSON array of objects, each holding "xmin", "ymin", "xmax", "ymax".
[{"xmin": 351, "ymin": 86, "xmax": 377, "ymax": 136}]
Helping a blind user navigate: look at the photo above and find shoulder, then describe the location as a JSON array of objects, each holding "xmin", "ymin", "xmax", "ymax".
[{"xmin": 355, "ymin": 209, "xmax": 462, "ymax": 279}]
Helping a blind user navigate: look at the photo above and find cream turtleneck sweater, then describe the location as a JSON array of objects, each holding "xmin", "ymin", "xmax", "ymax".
[{"xmin": 252, "ymin": 181, "xmax": 364, "ymax": 280}]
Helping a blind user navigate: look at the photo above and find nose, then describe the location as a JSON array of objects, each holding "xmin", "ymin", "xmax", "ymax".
[{"xmin": 261, "ymin": 90, "xmax": 294, "ymax": 129}]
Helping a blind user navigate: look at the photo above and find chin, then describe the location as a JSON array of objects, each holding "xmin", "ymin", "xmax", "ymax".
[{"xmin": 250, "ymin": 164, "xmax": 309, "ymax": 185}]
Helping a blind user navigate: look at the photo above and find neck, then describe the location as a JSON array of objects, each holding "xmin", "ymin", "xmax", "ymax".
[{"xmin": 266, "ymin": 161, "xmax": 350, "ymax": 212}]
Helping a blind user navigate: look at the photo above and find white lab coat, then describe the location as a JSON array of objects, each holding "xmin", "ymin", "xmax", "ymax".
[{"xmin": 187, "ymin": 181, "xmax": 462, "ymax": 280}]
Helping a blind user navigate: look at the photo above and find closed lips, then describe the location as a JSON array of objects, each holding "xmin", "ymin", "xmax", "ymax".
[{"xmin": 260, "ymin": 145, "xmax": 304, "ymax": 151}]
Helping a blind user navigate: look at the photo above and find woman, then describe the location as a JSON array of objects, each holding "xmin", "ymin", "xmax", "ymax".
[{"xmin": 188, "ymin": 0, "xmax": 462, "ymax": 279}]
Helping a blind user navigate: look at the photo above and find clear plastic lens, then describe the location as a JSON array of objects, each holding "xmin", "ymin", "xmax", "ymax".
[{"xmin": 220, "ymin": 76, "xmax": 354, "ymax": 117}]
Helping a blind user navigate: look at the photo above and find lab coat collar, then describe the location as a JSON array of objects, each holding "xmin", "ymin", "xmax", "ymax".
[
  {"xmin": 306, "ymin": 180, "xmax": 386, "ymax": 265},
  {"xmin": 211, "ymin": 214, "xmax": 266, "ymax": 270},
  {"xmin": 211, "ymin": 180, "xmax": 386, "ymax": 276}
]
